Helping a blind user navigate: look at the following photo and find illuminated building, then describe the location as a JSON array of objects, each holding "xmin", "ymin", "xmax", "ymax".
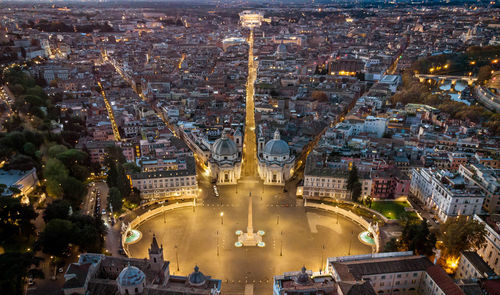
[
  {"xmin": 257, "ymin": 129, "xmax": 295, "ymax": 185},
  {"xmin": 239, "ymin": 10, "xmax": 269, "ymax": 29},
  {"xmin": 208, "ymin": 130, "xmax": 242, "ymax": 185}
]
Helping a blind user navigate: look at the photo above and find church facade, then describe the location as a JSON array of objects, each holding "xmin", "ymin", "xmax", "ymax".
[
  {"xmin": 208, "ymin": 129, "xmax": 242, "ymax": 185},
  {"xmin": 257, "ymin": 129, "xmax": 295, "ymax": 185}
]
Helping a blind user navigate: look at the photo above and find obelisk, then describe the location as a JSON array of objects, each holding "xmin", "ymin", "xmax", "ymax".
[
  {"xmin": 247, "ymin": 192, "xmax": 253, "ymax": 235},
  {"xmin": 237, "ymin": 192, "xmax": 263, "ymax": 246}
]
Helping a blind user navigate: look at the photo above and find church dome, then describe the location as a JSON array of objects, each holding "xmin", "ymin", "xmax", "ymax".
[
  {"xmin": 212, "ymin": 132, "xmax": 238, "ymax": 157},
  {"xmin": 188, "ymin": 266, "xmax": 207, "ymax": 286},
  {"xmin": 295, "ymin": 266, "xmax": 311, "ymax": 285},
  {"xmin": 117, "ymin": 265, "xmax": 145, "ymax": 287},
  {"xmin": 276, "ymin": 43, "xmax": 287, "ymax": 55},
  {"xmin": 263, "ymin": 129, "xmax": 290, "ymax": 156}
]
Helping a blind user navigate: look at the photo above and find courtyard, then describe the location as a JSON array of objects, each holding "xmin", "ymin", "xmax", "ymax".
[{"xmin": 371, "ymin": 200, "xmax": 412, "ymax": 220}]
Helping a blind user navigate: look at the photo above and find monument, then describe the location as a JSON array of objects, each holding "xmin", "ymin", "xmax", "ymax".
[{"xmin": 235, "ymin": 192, "xmax": 265, "ymax": 247}]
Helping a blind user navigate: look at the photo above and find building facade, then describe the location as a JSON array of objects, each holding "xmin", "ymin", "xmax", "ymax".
[
  {"xmin": 328, "ymin": 252, "xmax": 465, "ymax": 295},
  {"xmin": 410, "ymin": 168, "xmax": 485, "ymax": 222},
  {"xmin": 257, "ymin": 129, "xmax": 295, "ymax": 185},
  {"xmin": 474, "ymin": 215, "xmax": 500, "ymax": 275},
  {"xmin": 130, "ymin": 157, "xmax": 198, "ymax": 200},
  {"xmin": 208, "ymin": 131, "xmax": 242, "ymax": 185},
  {"xmin": 63, "ymin": 236, "xmax": 221, "ymax": 295}
]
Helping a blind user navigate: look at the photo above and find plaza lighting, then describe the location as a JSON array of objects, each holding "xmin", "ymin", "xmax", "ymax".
[{"xmin": 220, "ymin": 212, "xmax": 224, "ymax": 225}]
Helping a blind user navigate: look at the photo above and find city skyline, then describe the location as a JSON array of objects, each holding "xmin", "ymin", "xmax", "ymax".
[{"xmin": 0, "ymin": 1, "xmax": 499, "ymax": 295}]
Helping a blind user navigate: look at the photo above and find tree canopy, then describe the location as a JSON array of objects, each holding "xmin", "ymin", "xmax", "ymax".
[{"xmin": 440, "ymin": 216, "xmax": 487, "ymax": 258}]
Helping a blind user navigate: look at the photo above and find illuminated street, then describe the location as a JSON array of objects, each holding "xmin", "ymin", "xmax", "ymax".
[
  {"xmin": 97, "ymin": 81, "xmax": 121, "ymax": 141},
  {"xmin": 241, "ymin": 29, "xmax": 258, "ymax": 177},
  {"xmin": 125, "ymin": 29, "xmax": 374, "ymax": 294}
]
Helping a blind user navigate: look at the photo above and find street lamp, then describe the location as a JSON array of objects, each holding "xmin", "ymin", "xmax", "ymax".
[
  {"xmin": 348, "ymin": 230, "xmax": 354, "ymax": 255},
  {"xmin": 220, "ymin": 212, "xmax": 224, "ymax": 225},
  {"xmin": 280, "ymin": 230, "xmax": 283, "ymax": 257},
  {"xmin": 216, "ymin": 230, "xmax": 219, "ymax": 256},
  {"xmin": 175, "ymin": 245, "xmax": 179, "ymax": 271}
]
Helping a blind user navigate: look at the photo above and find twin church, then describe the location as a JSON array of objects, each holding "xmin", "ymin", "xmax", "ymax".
[{"xmin": 208, "ymin": 128, "xmax": 295, "ymax": 185}]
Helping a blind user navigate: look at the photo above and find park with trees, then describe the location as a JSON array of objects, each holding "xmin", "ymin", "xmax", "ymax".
[{"xmin": 0, "ymin": 67, "xmax": 106, "ymax": 294}]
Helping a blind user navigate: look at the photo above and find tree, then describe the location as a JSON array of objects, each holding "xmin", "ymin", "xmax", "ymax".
[
  {"xmin": 123, "ymin": 162, "xmax": 141, "ymax": 174},
  {"xmin": 477, "ymin": 65, "xmax": 493, "ymax": 85},
  {"xmin": 384, "ymin": 237, "xmax": 399, "ymax": 252},
  {"xmin": 43, "ymin": 199, "xmax": 71, "ymax": 222},
  {"xmin": 311, "ymin": 90, "xmax": 328, "ymax": 102},
  {"xmin": 61, "ymin": 176, "xmax": 86, "ymax": 209},
  {"xmin": 364, "ymin": 196, "xmax": 373, "ymax": 208},
  {"xmin": 56, "ymin": 149, "xmax": 87, "ymax": 167},
  {"xmin": 0, "ymin": 252, "xmax": 44, "ymax": 295},
  {"xmin": 347, "ymin": 164, "xmax": 362, "ymax": 202},
  {"xmin": 70, "ymin": 214, "xmax": 106, "ymax": 253},
  {"xmin": 399, "ymin": 219, "xmax": 436, "ymax": 256},
  {"xmin": 43, "ymin": 158, "xmax": 68, "ymax": 183},
  {"xmin": 107, "ymin": 187, "xmax": 123, "ymax": 213},
  {"xmin": 0, "ymin": 196, "xmax": 37, "ymax": 247},
  {"xmin": 47, "ymin": 144, "xmax": 68, "ymax": 158},
  {"xmin": 38, "ymin": 219, "xmax": 74, "ymax": 256},
  {"xmin": 440, "ymin": 216, "xmax": 487, "ymax": 258}
]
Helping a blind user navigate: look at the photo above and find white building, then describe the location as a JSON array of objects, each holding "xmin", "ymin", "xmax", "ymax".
[
  {"xmin": 257, "ymin": 129, "xmax": 294, "ymax": 185},
  {"xmin": 239, "ymin": 10, "xmax": 269, "ymax": 28},
  {"xmin": 130, "ymin": 157, "xmax": 198, "ymax": 200},
  {"xmin": 328, "ymin": 252, "xmax": 465, "ymax": 295},
  {"xmin": 208, "ymin": 131, "xmax": 242, "ymax": 185},
  {"xmin": 410, "ymin": 168, "xmax": 434, "ymax": 203},
  {"xmin": 474, "ymin": 215, "xmax": 500, "ymax": 275},
  {"xmin": 455, "ymin": 251, "xmax": 496, "ymax": 280},
  {"xmin": 302, "ymin": 155, "xmax": 371, "ymax": 199},
  {"xmin": 459, "ymin": 164, "xmax": 500, "ymax": 214},
  {"xmin": 334, "ymin": 116, "xmax": 387, "ymax": 139},
  {"xmin": 410, "ymin": 168, "xmax": 485, "ymax": 222},
  {"xmin": 379, "ymin": 75, "xmax": 402, "ymax": 93},
  {"xmin": 0, "ymin": 168, "xmax": 39, "ymax": 204},
  {"xmin": 364, "ymin": 116, "xmax": 388, "ymax": 138}
]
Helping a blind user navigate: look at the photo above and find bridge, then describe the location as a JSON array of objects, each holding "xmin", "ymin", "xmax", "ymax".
[{"xmin": 415, "ymin": 74, "xmax": 477, "ymax": 86}]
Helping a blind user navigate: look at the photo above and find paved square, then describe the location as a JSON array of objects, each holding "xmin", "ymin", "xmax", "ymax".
[{"xmin": 126, "ymin": 182, "xmax": 372, "ymax": 293}]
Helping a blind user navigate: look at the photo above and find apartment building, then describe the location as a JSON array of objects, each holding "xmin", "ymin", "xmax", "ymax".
[
  {"xmin": 474, "ymin": 215, "xmax": 500, "ymax": 275},
  {"xmin": 130, "ymin": 157, "xmax": 198, "ymax": 200},
  {"xmin": 459, "ymin": 164, "xmax": 500, "ymax": 214},
  {"xmin": 410, "ymin": 168, "xmax": 484, "ymax": 222},
  {"xmin": 328, "ymin": 252, "xmax": 464, "ymax": 295}
]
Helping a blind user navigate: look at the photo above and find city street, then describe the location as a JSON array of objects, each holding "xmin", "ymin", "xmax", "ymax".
[{"xmin": 241, "ymin": 29, "xmax": 258, "ymax": 177}]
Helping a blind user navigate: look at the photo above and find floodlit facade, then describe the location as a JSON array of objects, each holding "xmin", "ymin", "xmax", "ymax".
[{"xmin": 239, "ymin": 10, "xmax": 268, "ymax": 29}]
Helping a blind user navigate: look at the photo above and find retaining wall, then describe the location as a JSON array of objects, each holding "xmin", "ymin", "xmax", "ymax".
[{"xmin": 305, "ymin": 201, "xmax": 380, "ymax": 253}]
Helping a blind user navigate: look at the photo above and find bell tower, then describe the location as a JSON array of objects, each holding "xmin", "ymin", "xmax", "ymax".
[{"xmin": 149, "ymin": 234, "xmax": 164, "ymax": 271}]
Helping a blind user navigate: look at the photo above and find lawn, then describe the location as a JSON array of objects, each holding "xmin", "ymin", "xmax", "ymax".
[{"xmin": 370, "ymin": 201, "xmax": 411, "ymax": 220}]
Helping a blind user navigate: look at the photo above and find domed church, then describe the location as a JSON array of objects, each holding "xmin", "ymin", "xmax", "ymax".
[
  {"xmin": 257, "ymin": 129, "xmax": 295, "ymax": 185},
  {"xmin": 62, "ymin": 235, "xmax": 221, "ymax": 295},
  {"xmin": 208, "ymin": 130, "xmax": 242, "ymax": 184}
]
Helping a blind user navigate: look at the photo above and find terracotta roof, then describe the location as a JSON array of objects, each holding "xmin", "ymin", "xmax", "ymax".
[
  {"xmin": 425, "ymin": 265, "xmax": 465, "ymax": 295},
  {"xmin": 338, "ymin": 281, "xmax": 376, "ymax": 295},
  {"xmin": 333, "ymin": 256, "xmax": 433, "ymax": 281}
]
